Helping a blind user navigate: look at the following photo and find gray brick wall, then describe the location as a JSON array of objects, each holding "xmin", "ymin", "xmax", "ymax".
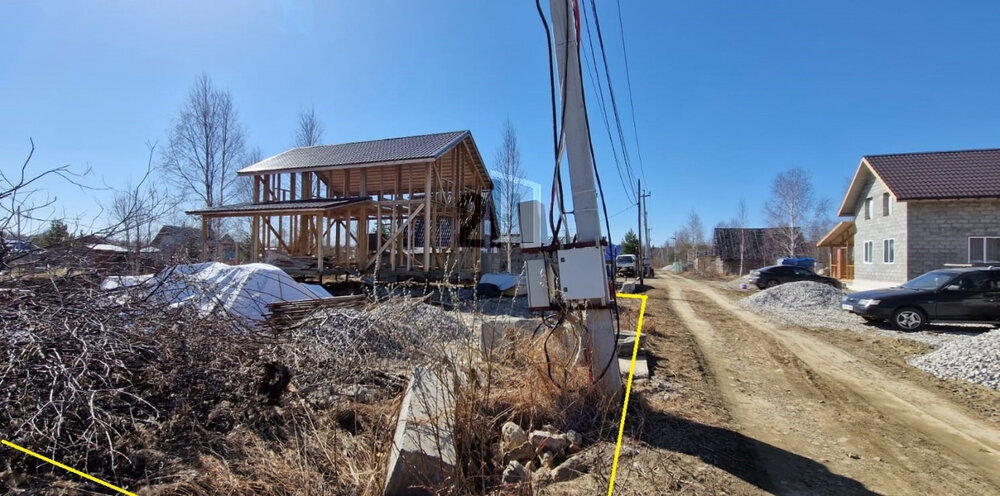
[
  {"xmin": 906, "ymin": 199, "xmax": 1000, "ymax": 278},
  {"xmin": 852, "ymin": 177, "xmax": 908, "ymax": 284}
]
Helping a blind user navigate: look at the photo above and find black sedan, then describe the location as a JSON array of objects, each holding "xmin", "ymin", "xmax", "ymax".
[
  {"xmin": 748, "ymin": 265, "xmax": 842, "ymax": 290},
  {"xmin": 841, "ymin": 267, "xmax": 1000, "ymax": 331}
]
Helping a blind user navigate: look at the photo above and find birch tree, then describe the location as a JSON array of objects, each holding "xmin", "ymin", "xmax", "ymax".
[
  {"xmin": 161, "ymin": 74, "xmax": 247, "ymax": 254},
  {"xmin": 734, "ymin": 198, "xmax": 750, "ymax": 275},
  {"xmin": 493, "ymin": 119, "xmax": 525, "ymax": 272},
  {"xmin": 763, "ymin": 168, "xmax": 815, "ymax": 258}
]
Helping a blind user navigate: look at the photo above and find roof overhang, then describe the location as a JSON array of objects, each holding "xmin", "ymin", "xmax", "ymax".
[{"xmin": 816, "ymin": 221, "xmax": 856, "ymax": 247}]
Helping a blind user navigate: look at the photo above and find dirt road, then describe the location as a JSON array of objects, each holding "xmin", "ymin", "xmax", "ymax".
[{"xmin": 640, "ymin": 274, "xmax": 1000, "ymax": 495}]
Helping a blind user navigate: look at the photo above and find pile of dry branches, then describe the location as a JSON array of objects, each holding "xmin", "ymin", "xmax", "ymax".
[{"xmin": 0, "ymin": 273, "xmax": 432, "ymax": 495}]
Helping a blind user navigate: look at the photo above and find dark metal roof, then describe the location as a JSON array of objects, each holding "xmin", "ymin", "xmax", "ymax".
[
  {"xmin": 238, "ymin": 131, "xmax": 470, "ymax": 175},
  {"xmin": 187, "ymin": 197, "xmax": 370, "ymax": 217},
  {"xmin": 864, "ymin": 148, "xmax": 1000, "ymax": 200}
]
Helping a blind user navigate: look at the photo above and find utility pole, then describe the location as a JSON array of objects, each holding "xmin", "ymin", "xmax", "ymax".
[
  {"xmin": 643, "ymin": 192, "xmax": 651, "ymax": 272},
  {"xmin": 637, "ymin": 179, "xmax": 643, "ymax": 286},
  {"xmin": 638, "ymin": 183, "xmax": 650, "ymax": 285},
  {"xmin": 549, "ymin": 0, "xmax": 621, "ymax": 396}
]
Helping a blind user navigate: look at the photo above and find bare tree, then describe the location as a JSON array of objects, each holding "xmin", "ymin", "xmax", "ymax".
[
  {"xmin": 493, "ymin": 119, "xmax": 525, "ymax": 272},
  {"xmin": 295, "ymin": 106, "xmax": 324, "ymax": 147},
  {"xmin": 763, "ymin": 168, "xmax": 815, "ymax": 258},
  {"xmin": 734, "ymin": 198, "xmax": 750, "ymax": 276},
  {"xmin": 161, "ymin": 74, "xmax": 247, "ymax": 258},
  {"xmin": 1, "ymin": 139, "xmax": 94, "ymax": 268},
  {"xmin": 806, "ymin": 197, "xmax": 835, "ymax": 258},
  {"xmin": 108, "ymin": 144, "xmax": 179, "ymax": 272}
]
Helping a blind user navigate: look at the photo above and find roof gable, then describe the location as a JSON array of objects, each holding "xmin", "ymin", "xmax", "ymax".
[{"xmin": 238, "ymin": 130, "xmax": 470, "ymax": 175}]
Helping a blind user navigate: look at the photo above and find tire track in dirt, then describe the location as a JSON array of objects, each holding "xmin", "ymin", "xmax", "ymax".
[{"xmin": 660, "ymin": 274, "xmax": 1000, "ymax": 495}]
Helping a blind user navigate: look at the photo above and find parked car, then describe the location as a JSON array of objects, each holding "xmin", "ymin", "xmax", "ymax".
[
  {"xmin": 748, "ymin": 265, "xmax": 841, "ymax": 289},
  {"xmin": 615, "ymin": 254, "xmax": 653, "ymax": 278},
  {"xmin": 841, "ymin": 267, "xmax": 1000, "ymax": 331}
]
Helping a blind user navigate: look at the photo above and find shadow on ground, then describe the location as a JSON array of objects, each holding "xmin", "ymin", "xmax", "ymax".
[{"xmin": 629, "ymin": 402, "xmax": 880, "ymax": 495}]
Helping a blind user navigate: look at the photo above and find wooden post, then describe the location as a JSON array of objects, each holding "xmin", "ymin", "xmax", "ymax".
[
  {"xmin": 423, "ymin": 163, "xmax": 432, "ymax": 271},
  {"xmin": 200, "ymin": 215, "xmax": 209, "ymax": 261},
  {"xmin": 317, "ymin": 211, "xmax": 324, "ymax": 272},
  {"xmin": 251, "ymin": 214, "xmax": 260, "ymax": 262}
]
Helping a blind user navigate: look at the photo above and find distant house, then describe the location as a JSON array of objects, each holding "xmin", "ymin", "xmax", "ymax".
[
  {"xmin": 820, "ymin": 148, "xmax": 1000, "ymax": 290},
  {"xmin": 151, "ymin": 225, "xmax": 237, "ymax": 263},
  {"xmin": 713, "ymin": 227, "xmax": 797, "ymax": 275}
]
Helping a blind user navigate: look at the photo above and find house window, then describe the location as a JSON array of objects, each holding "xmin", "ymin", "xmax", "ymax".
[
  {"xmin": 883, "ymin": 239, "xmax": 895, "ymax": 264},
  {"xmin": 864, "ymin": 198, "xmax": 872, "ymax": 220},
  {"xmin": 969, "ymin": 236, "xmax": 1000, "ymax": 263},
  {"xmin": 882, "ymin": 193, "xmax": 892, "ymax": 216},
  {"xmin": 863, "ymin": 240, "xmax": 873, "ymax": 264}
]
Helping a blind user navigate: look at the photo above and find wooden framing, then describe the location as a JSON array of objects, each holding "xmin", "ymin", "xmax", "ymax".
[{"xmin": 188, "ymin": 133, "xmax": 495, "ymax": 281}]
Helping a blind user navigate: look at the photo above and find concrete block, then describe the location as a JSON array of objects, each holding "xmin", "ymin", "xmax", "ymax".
[
  {"xmin": 616, "ymin": 331, "xmax": 644, "ymax": 357},
  {"xmin": 384, "ymin": 366, "xmax": 456, "ymax": 496},
  {"xmin": 480, "ymin": 315, "xmax": 542, "ymax": 356}
]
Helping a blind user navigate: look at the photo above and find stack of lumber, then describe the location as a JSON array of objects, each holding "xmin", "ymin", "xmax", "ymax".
[{"xmin": 266, "ymin": 294, "xmax": 367, "ymax": 327}]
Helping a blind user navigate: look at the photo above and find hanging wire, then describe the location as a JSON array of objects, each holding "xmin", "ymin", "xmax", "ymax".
[
  {"xmin": 585, "ymin": 0, "xmax": 639, "ymax": 199},
  {"xmin": 580, "ymin": 2, "xmax": 634, "ymax": 200}
]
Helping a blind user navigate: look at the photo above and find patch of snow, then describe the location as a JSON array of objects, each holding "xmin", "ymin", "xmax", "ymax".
[{"xmin": 143, "ymin": 262, "xmax": 328, "ymax": 324}]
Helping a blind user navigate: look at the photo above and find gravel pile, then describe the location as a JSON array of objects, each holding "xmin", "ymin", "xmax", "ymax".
[
  {"xmin": 739, "ymin": 281, "xmax": 863, "ymax": 330},
  {"xmin": 907, "ymin": 330, "xmax": 1000, "ymax": 390},
  {"xmin": 737, "ymin": 281, "xmax": 985, "ymax": 347}
]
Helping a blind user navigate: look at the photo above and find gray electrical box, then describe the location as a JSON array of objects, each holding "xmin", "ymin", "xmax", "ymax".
[
  {"xmin": 556, "ymin": 246, "xmax": 609, "ymax": 303},
  {"xmin": 518, "ymin": 200, "xmax": 543, "ymax": 248},
  {"xmin": 525, "ymin": 259, "xmax": 553, "ymax": 310}
]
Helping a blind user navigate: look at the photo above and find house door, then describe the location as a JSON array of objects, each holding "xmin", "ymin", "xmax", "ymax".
[{"xmin": 835, "ymin": 248, "xmax": 846, "ymax": 279}]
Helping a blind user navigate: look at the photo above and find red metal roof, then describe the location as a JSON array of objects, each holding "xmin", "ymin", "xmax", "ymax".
[{"xmin": 864, "ymin": 148, "xmax": 1000, "ymax": 200}]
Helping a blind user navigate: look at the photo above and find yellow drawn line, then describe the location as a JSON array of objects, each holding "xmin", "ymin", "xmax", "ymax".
[
  {"xmin": 607, "ymin": 293, "xmax": 648, "ymax": 496},
  {"xmin": 1, "ymin": 439, "xmax": 137, "ymax": 496}
]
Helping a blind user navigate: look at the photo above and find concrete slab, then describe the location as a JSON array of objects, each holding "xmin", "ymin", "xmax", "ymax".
[
  {"xmin": 384, "ymin": 366, "xmax": 456, "ymax": 496},
  {"xmin": 619, "ymin": 354, "xmax": 649, "ymax": 380}
]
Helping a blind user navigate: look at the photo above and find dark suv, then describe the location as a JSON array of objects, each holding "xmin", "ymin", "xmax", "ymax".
[
  {"xmin": 841, "ymin": 267, "xmax": 1000, "ymax": 331},
  {"xmin": 748, "ymin": 265, "xmax": 842, "ymax": 289}
]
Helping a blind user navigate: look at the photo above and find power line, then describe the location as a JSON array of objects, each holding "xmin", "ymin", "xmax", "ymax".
[
  {"xmin": 615, "ymin": 0, "xmax": 646, "ymax": 182},
  {"xmin": 586, "ymin": 0, "xmax": 640, "ymax": 200}
]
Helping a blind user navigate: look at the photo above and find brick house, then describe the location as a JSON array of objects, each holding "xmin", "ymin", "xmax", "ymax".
[{"xmin": 827, "ymin": 148, "xmax": 1000, "ymax": 290}]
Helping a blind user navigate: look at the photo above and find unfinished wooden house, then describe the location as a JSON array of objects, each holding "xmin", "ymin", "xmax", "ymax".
[{"xmin": 188, "ymin": 131, "xmax": 497, "ymax": 281}]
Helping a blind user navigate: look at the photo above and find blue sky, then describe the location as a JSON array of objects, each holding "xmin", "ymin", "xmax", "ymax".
[{"xmin": 3, "ymin": 0, "xmax": 1000, "ymax": 245}]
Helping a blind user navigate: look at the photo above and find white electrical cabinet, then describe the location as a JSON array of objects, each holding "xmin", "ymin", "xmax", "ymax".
[
  {"xmin": 518, "ymin": 200, "xmax": 543, "ymax": 248},
  {"xmin": 556, "ymin": 246, "xmax": 609, "ymax": 303},
  {"xmin": 525, "ymin": 259, "xmax": 553, "ymax": 309}
]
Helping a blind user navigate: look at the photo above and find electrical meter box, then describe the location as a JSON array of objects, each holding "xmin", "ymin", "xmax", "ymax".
[
  {"xmin": 518, "ymin": 200, "xmax": 543, "ymax": 248},
  {"xmin": 525, "ymin": 259, "xmax": 553, "ymax": 310},
  {"xmin": 556, "ymin": 246, "xmax": 609, "ymax": 303}
]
